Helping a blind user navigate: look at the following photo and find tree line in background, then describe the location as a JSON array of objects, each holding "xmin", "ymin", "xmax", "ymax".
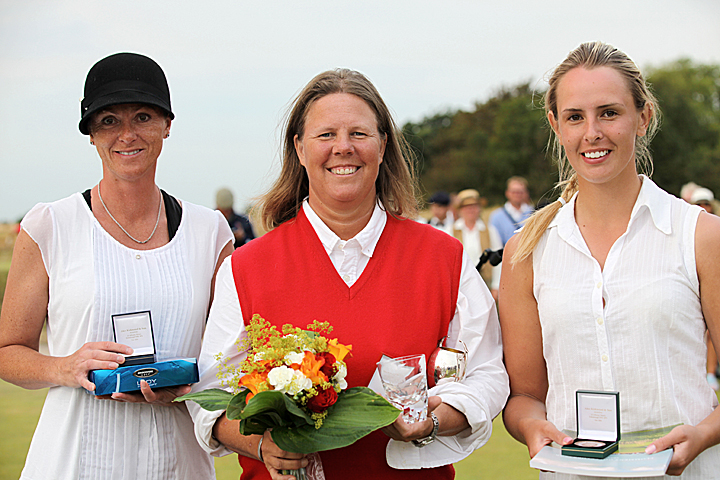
[{"xmin": 404, "ymin": 59, "xmax": 720, "ymax": 206}]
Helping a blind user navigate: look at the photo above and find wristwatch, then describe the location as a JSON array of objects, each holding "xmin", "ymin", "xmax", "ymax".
[{"xmin": 412, "ymin": 412, "xmax": 439, "ymax": 447}]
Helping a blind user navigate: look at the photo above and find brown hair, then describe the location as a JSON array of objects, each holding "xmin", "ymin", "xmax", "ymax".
[
  {"xmin": 512, "ymin": 41, "xmax": 660, "ymax": 265},
  {"xmin": 257, "ymin": 68, "xmax": 419, "ymax": 231}
]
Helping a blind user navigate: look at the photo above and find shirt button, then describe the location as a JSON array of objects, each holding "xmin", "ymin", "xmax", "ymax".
[
  {"xmin": 342, "ymin": 274, "xmax": 351, "ymax": 283},
  {"xmin": 602, "ymin": 355, "xmax": 609, "ymax": 362},
  {"xmin": 596, "ymin": 282, "xmax": 602, "ymax": 289},
  {"xmin": 135, "ymin": 254, "xmax": 141, "ymax": 260},
  {"xmin": 597, "ymin": 318, "xmax": 604, "ymax": 325}
]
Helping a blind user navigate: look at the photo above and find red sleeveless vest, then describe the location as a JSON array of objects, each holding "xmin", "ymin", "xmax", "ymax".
[{"xmin": 231, "ymin": 210, "xmax": 462, "ymax": 479}]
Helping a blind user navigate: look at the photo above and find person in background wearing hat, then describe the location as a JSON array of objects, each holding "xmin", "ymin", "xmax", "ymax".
[
  {"xmin": 452, "ymin": 189, "xmax": 502, "ymax": 295},
  {"xmin": 0, "ymin": 52, "xmax": 233, "ymax": 480},
  {"xmin": 489, "ymin": 176, "xmax": 534, "ymax": 247},
  {"xmin": 216, "ymin": 187, "xmax": 256, "ymax": 248},
  {"xmin": 426, "ymin": 190, "xmax": 454, "ymax": 235},
  {"xmin": 692, "ymin": 187, "xmax": 715, "ymax": 215}
]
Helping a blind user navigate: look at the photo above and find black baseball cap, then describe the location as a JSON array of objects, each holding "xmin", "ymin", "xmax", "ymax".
[{"xmin": 79, "ymin": 52, "xmax": 174, "ymax": 135}]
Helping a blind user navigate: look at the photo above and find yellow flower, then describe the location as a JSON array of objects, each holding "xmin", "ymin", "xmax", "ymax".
[{"xmin": 328, "ymin": 338, "xmax": 352, "ymax": 362}]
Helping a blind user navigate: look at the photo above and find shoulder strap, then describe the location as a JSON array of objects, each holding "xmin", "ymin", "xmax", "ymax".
[
  {"xmin": 502, "ymin": 206, "xmax": 521, "ymax": 229},
  {"xmin": 82, "ymin": 188, "xmax": 92, "ymax": 210},
  {"xmin": 161, "ymin": 190, "xmax": 182, "ymax": 240}
]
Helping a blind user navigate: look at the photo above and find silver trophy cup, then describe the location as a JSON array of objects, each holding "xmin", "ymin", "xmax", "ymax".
[{"xmin": 427, "ymin": 337, "xmax": 468, "ymax": 388}]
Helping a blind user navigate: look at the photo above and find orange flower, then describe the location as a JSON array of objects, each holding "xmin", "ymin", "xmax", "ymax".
[
  {"xmin": 328, "ymin": 338, "xmax": 352, "ymax": 362},
  {"xmin": 240, "ymin": 370, "xmax": 269, "ymax": 401},
  {"xmin": 296, "ymin": 351, "xmax": 327, "ymax": 384}
]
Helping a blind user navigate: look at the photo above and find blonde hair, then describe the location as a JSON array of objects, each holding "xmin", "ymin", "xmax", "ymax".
[
  {"xmin": 257, "ymin": 68, "xmax": 419, "ymax": 231},
  {"xmin": 512, "ymin": 41, "xmax": 660, "ymax": 265}
]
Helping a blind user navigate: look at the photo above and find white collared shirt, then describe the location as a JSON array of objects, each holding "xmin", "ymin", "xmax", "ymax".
[
  {"xmin": 533, "ymin": 176, "xmax": 720, "ymax": 477},
  {"xmin": 188, "ymin": 201, "xmax": 509, "ymax": 469},
  {"xmin": 302, "ymin": 201, "xmax": 385, "ymax": 286}
]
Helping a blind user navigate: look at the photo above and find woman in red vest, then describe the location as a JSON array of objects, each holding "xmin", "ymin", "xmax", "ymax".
[{"xmin": 188, "ymin": 69, "xmax": 509, "ymax": 479}]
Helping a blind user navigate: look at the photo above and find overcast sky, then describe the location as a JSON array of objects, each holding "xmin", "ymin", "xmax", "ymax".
[{"xmin": 1, "ymin": 0, "xmax": 719, "ymax": 222}]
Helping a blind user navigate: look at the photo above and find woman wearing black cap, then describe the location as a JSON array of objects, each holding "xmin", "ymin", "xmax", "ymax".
[{"xmin": 0, "ymin": 53, "xmax": 233, "ymax": 479}]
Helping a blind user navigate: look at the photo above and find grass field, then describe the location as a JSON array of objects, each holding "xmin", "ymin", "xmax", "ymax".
[{"xmin": 0, "ymin": 379, "xmax": 536, "ymax": 479}]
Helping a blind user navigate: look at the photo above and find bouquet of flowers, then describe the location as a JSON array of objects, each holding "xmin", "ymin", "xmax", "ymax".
[{"xmin": 177, "ymin": 315, "xmax": 400, "ymax": 479}]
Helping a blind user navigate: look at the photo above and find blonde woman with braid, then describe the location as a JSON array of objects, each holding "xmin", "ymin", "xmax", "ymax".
[{"xmin": 499, "ymin": 42, "xmax": 720, "ymax": 478}]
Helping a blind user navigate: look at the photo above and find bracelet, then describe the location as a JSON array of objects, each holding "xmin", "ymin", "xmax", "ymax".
[{"xmin": 257, "ymin": 435, "xmax": 264, "ymax": 462}]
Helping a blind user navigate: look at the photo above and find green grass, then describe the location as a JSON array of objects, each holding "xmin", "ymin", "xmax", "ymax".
[
  {"xmin": 0, "ymin": 380, "xmax": 46, "ymax": 479},
  {"xmin": 0, "ymin": 378, "xmax": 535, "ymax": 479},
  {"xmin": 0, "ymin": 260, "xmax": 10, "ymax": 313}
]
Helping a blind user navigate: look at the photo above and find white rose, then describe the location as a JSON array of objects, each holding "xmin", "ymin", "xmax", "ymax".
[
  {"xmin": 267, "ymin": 365, "xmax": 294, "ymax": 392},
  {"xmin": 286, "ymin": 370, "xmax": 313, "ymax": 396},
  {"xmin": 284, "ymin": 351, "xmax": 305, "ymax": 365},
  {"xmin": 333, "ymin": 363, "xmax": 348, "ymax": 390}
]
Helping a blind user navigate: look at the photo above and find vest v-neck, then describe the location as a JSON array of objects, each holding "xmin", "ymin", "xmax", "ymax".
[{"xmin": 297, "ymin": 208, "xmax": 387, "ymax": 300}]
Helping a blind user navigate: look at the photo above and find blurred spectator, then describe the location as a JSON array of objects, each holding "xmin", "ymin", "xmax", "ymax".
[
  {"xmin": 489, "ymin": 176, "xmax": 534, "ymax": 246},
  {"xmin": 680, "ymin": 181, "xmax": 699, "ymax": 203},
  {"xmin": 216, "ymin": 188, "xmax": 255, "ymax": 248},
  {"xmin": 426, "ymin": 190, "xmax": 454, "ymax": 235},
  {"xmin": 691, "ymin": 187, "xmax": 714, "ymax": 214},
  {"xmin": 453, "ymin": 189, "xmax": 502, "ymax": 291}
]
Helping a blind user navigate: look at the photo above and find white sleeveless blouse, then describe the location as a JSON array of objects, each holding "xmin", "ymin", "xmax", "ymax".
[
  {"xmin": 19, "ymin": 192, "xmax": 231, "ymax": 480},
  {"xmin": 534, "ymin": 177, "xmax": 720, "ymax": 479}
]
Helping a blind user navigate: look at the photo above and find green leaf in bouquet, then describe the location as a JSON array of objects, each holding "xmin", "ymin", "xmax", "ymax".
[
  {"xmin": 240, "ymin": 412, "xmax": 287, "ymax": 436},
  {"xmin": 270, "ymin": 387, "xmax": 400, "ymax": 454},
  {"xmin": 174, "ymin": 388, "xmax": 234, "ymax": 411},
  {"xmin": 229, "ymin": 390, "xmax": 315, "ymax": 434},
  {"xmin": 226, "ymin": 389, "xmax": 252, "ymax": 420}
]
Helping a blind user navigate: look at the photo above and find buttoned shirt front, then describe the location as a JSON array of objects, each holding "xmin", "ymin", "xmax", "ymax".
[{"xmin": 533, "ymin": 177, "xmax": 720, "ymax": 478}]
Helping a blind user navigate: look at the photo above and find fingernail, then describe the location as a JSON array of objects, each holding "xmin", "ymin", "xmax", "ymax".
[
  {"xmin": 645, "ymin": 444, "xmax": 656, "ymax": 454},
  {"xmin": 117, "ymin": 355, "xmax": 125, "ymax": 363},
  {"xmin": 563, "ymin": 436, "xmax": 572, "ymax": 444},
  {"xmin": 109, "ymin": 362, "xmax": 119, "ymax": 369}
]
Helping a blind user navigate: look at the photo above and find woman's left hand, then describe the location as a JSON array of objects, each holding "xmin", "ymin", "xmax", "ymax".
[
  {"xmin": 645, "ymin": 424, "xmax": 710, "ymax": 476},
  {"xmin": 382, "ymin": 395, "xmax": 443, "ymax": 442},
  {"xmin": 98, "ymin": 381, "xmax": 191, "ymax": 406}
]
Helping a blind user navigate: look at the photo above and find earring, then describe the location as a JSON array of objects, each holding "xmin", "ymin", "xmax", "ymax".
[
  {"xmin": 90, "ymin": 140, "xmax": 94, "ymax": 145},
  {"xmin": 165, "ymin": 132, "xmax": 170, "ymax": 139}
]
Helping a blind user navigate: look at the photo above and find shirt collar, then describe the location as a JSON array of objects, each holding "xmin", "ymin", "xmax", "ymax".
[
  {"xmin": 302, "ymin": 200, "xmax": 387, "ymax": 257},
  {"xmin": 504, "ymin": 201, "xmax": 532, "ymax": 216},
  {"xmin": 549, "ymin": 175, "xmax": 672, "ymax": 242},
  {"xmin": 454, "ymin": 218, "xmax": 487, "ymax": 232}
]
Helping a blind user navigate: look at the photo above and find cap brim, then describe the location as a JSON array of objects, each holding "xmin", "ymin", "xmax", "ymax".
[{"xmin": 79, "ymin": 90, "xmax": 174, "ymax": 135}]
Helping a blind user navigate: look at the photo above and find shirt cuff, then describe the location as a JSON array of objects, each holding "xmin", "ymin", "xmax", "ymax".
[
  {"xmin": 187, "ymin": 400, "xmax": 234, "ymax": 457},
  {"xmin": 386, "ymin": 390, "xmax": 492, "ymax": 468}
]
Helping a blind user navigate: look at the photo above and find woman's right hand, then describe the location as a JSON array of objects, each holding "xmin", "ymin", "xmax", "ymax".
[
  {"xmin": 520, "ymin": 417, "xmax": 573, "ymax": 458},
  {"xmin": 58, "ymin": 342, "xmax": 133, "ymax": 391},
  {"xmin": 259, "ymin": 430, "xmax": 308, "ymax": 480}
]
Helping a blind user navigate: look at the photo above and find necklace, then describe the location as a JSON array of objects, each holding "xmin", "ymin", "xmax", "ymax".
[{"xmin": 97, "ymin": 183, "xmax": 163, "ymax": 244}]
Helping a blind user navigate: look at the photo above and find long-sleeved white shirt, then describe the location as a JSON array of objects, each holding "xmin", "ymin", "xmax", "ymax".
[{"xmin": 188, "ymin": 201, "xmax": 509, "ymax": 469}]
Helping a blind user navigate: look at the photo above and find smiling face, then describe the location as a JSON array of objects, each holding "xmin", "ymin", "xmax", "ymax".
[
  {"xmin": 548, "ymin": 66, "xmax": 649, "ymax": 188},
  {"xmin": 89, "ymin": 103, "xmax": 171, "ymax": 183},
  {"xmin": 294, "ymin": 93, "xmax": 386, "ymax": 216}
]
